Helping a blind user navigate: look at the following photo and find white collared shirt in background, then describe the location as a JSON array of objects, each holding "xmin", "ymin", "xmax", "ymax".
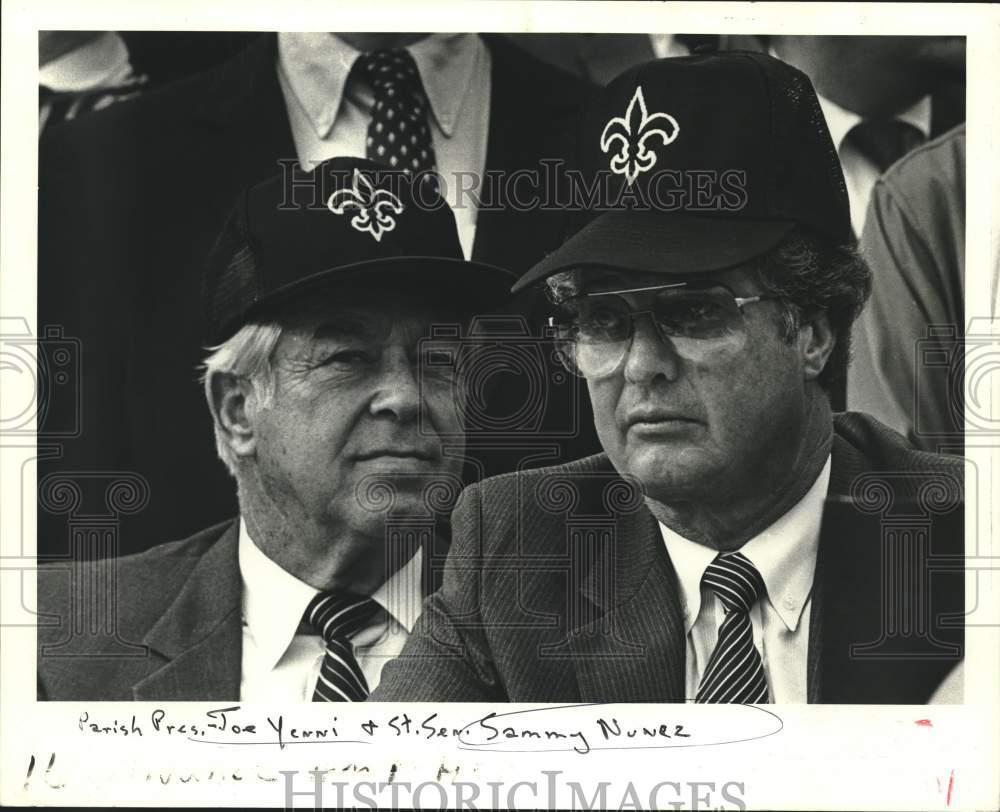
[
  {"xmin": 659, "ymin": 455, "xmax": 832, "ymax": 703},
  {"xmin": 766, "ymin": 45, "xmax": 932, "ymax": 235},
  {"xmin": 238, "ymin": 518, "xmax": 424, "ymax": 701},
  {"xmin": 40, "ymin": 31, "xmax": 134, "ymax": 93},
  {"xmin": 649, "ymin": 35, "xmax": 691, "ymax": 59},
  {"xmin": 816, "ymin": 93, "xmax": 932, "ymax": 235},
  {"xmin": 276, "ymin": 32, "xmax": 491, "ymax": 259}
]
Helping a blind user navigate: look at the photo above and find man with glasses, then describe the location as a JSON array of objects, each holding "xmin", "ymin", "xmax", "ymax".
[{"xmin": 373, "ymin": 53, "xmax": 964, "ymax": 704}]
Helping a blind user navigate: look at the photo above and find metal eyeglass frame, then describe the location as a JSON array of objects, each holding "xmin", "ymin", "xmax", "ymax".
[{"xmin": 546, "ymin": 280, "xmax": 780, "ymax": 377}]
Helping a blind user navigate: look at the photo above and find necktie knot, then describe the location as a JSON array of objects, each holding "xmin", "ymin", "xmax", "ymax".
[
  {"xmin": 355, "ymin": 48, "xmax": 437, "ymax": 179},
  {"xmin": 356, "ymin": 49, "xmax": 424, "ymax": 93},
  {"xmin": 848, "ymin": 118, "xmax": 924, "ymax": 174},
  {"xmin": 702, "ymin": 552, "xmax": 765, "ymax": 615},
  {"xmin": 304, "ymin": 591, "xmax": 381, "ymax": 646}
]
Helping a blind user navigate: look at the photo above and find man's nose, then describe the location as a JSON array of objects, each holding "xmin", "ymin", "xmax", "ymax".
[
  {"xmin": 623, "ymin": 313, "xmax": 681, "ymax": 384},
  {"xmin": 369, "ymin": 350, "xmax": 420, "ymax": 421}
]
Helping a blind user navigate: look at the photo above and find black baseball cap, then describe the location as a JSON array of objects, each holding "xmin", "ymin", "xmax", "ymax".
[
  {"xmin": 204, "ymin": 157, "xmax": 518, "ymax": 343},
  {"xmin": 512, "ymin": 51, "xmax": 852, "ymax": 293}
]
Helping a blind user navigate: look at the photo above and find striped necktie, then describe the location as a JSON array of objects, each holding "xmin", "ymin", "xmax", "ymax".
[
  {"xmin": 304, "ymin": 591, "xmax": 382, "ymax": 702},
  {"xmin": 695, "ymin": 552, "xmax": 770, "ymax": 704}
]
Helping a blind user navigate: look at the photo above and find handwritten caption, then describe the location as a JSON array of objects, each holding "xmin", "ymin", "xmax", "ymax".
[{"xmin": 77, "ymin": 703, "xmax": 782, "ymax": 755}]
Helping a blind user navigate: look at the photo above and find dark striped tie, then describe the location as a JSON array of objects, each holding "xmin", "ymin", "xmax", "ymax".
[
  {"xmin": 304, "ymin": 591, "xmax": 382, "ymax": 702},
  {"xmin": 695, "ymin": 552, "xmax": 770, "ymax": 704}
]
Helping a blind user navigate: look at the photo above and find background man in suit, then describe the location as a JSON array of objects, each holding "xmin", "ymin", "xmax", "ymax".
[
  {"xmin": 37, "ymin": 158, "xmax": 517, "ymax": 701},
  {"xmin": 38, "ymin": 32, "xmax": 598, "ymax": 556},
  {"xmin": 848, "ymin": 125, "xmax": 967, "ymax": 454},
  {"xmin": 373, "ymin": 53, "xmax": 964, "ymax": 704}
]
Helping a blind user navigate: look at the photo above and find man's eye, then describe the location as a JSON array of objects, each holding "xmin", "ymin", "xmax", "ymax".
[
  {"xmin": 321, "ymin": 350, "xmax": 376, "ymax": 367},
  {"xmin": 579, "ymin": 306, "xmax": 626, "ymax": 339},
  {"xmin": 657, "ymin": 298, "xmax": 730, "ymax": 335}
]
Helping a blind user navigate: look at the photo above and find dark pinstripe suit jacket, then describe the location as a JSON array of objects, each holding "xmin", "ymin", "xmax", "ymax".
[{"xmin": 373, "ymin": 412, "xmax": 964, "ymax": 703}]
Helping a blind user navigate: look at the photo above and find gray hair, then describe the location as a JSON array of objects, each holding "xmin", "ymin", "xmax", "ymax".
[
  {"xmin": 544, "ymin": 227, "xmax": 871, "ymax": 393},
  {"xmin": 200, "ymin": 321, "xmax": 283, "ymax": 476}
]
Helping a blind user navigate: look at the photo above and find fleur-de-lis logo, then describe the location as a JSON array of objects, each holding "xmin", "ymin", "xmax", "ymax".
[
  {"xmin": 600, "ymin": 85, "xmax": 680, "ymax": 186},
  {"xmin": 326, "ymin": 169, "xmax": 405, "ymax": 242}
]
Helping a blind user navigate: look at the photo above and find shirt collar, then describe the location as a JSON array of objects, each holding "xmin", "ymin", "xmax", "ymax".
[
  {"xmin": 238, "ymin": 518, "xmax": 424, "ymax": 671},
  {"xmin": 817, "ymin": 92, "xmax": 933, "ymax": 153},
  {"xmin": 766, "ymin": 46, "xmax": 932, "ymax": 151},
  {"xmin": 659, "ymin": 454, "xmax": 832, "ymax": 634},
  {"xmin": 407, "ymin": 33, "xmax": 483, "ymax": 137},
  {"xmin": 276, "ymin": 32, "xmax": 482, "ymax": 141},
  {"xmin": 369, "ymin": 545, "xmax": 424, "ymax": 634},
  {"xmin": 239, "ymin": 517, "xmax": 319, "ymax": 672}
]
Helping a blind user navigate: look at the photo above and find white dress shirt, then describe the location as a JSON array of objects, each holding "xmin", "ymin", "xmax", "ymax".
[
  {"xmin": 816, "ymin": 93, "xmax": 932, "ymax": 236},
  {"xmin": 39, "ymin": 32, "xmax": 136, "ymax": 132},
  {"xmin": 40, "ymin": 31, "xmax": 133, "ymax": 93},
  {"xmin": 238, "ymin": 519, "xmax": 423, "ymax": 701},
  {"xmin": 648, "ymin": 35, "xmax": 691, "ymax": 59},
  {"xmin": 659, "ymin": 456, "xmax": 832, "ymax": 703},
  {"xmin": 276, "ymin": 32, "xmax": 491, "ymax": 259}
]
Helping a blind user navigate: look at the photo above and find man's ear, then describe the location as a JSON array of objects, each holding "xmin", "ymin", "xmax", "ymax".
[
  {"xmin": 798, "ymin": 310, "xmax": 836, "ymax": 383},
  {"xmin": 208, "ymin": 372, "xmax": 258, "ymax": 460}
]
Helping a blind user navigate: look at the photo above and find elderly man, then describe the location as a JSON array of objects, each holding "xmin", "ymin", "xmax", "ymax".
[
  {"xmin": 36, "ymin": 157, "xmax": 516, "ymax": 700},
  {"xmin": 373, "ymin": 53, "xmax": 964, "ymax": 704},
  {"xmin": 38, "ymin": 32, "xmax": 596, "ymax": 552}
]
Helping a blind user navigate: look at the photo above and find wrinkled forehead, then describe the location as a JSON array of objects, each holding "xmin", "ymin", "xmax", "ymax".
[{"xmin": 274, "ymin": 283, "xmax": 462, "ymax": 344}]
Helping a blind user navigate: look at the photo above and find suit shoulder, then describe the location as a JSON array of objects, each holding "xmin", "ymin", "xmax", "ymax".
[
  {"xmin": 883, "ymin": 123, "xmax": 965, "ymax": 187},
  {"xmin": 40, "ymin": 35, "xmax": 273, "ymax": 161},
  {"xmin": 474, "ymin": 453, "xmax": 613, "ymax": 500},
  {"xmin": 834, "ymin": 412, "xmax": 964, "ymax": 494},
  {"xmin": 38, "ymin": 520, "xmax": 236, "ymax": 629},
  {"xmin": 453, "ymin": 454, "xmax": 617, "ymax": 557}
]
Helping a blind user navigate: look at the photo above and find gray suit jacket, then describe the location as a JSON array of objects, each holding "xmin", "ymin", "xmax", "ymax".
[
  {"xmin": 373, "ymin": 413, "xmax": 964, "ymax": 703},
  {"xmin": 37, "ymin": 520, "xmax": 243, "ymax": 700}
]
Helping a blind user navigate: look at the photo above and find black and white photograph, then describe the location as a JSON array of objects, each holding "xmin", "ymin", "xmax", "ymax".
[{"xmin": 2, "ymin": 2, "xmax": 998, "ymax": 809}]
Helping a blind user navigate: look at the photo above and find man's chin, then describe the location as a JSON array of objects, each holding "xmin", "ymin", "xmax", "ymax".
[
  {"xmin": 349, "ymin": 471, "xmax": 461, "ymax": 518},
  {"xmin": 624, "ymin": 446, "xmax": 718, "ymax": 502}
]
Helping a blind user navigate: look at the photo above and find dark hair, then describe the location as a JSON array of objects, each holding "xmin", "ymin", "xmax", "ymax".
[{"xmin": 753, "ymin": 226, "xmax": 872, "ymax": 392}]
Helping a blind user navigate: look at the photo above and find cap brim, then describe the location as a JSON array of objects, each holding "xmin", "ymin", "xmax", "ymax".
[
  {"xmin": 512, "ymin": 210, "xmax": 795, "ymax": 293},
  {"xmin": 227, "ymin": 256, "xmax": 518, "ymax": 340}
]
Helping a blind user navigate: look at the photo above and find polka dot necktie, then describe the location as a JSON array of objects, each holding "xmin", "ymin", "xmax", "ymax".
[
  {"xmin": 695, "ymin": 552, "xmax": 770, "ymax": 704},
  {"xmin": 355, "ymin": 49, "xmax": 439, "ymax": 188},
  {"xmin": 304, "ymin": 591, "xmax": 382, "ymax": 702}
]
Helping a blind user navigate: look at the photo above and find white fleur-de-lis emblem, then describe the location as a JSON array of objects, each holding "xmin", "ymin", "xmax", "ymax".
[
  {"xmin": 600, "ymin": 85, "xmax": 680, "ymax": 186},
  {"xmin": 326, "ymin": 169, "xmax": 405, "ymax": 242}
]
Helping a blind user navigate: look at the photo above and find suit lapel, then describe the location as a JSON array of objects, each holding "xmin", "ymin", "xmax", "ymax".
[
  {"xmin": 569, "ymin": 488, "xmax": 686, "ymax": 702},
  {"xmin": 194, "ymin": 34, "xmax": 298, "ymax": 184},
  {"xmin": 807, "ymin": 433, "xmax": 868, "ymax": 702},
  {"xmin": 133, "ymin": 522, "xmax": 242, "ymax": 700},
  {"xmin": 473, "ymin": 36, "xmax": 592, "ymax": 275}
]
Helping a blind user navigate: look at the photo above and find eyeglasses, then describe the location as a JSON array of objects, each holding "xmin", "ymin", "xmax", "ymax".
[{"xmin": 547, "ymin": 281, "xmax": 778, "ymax": 379}]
